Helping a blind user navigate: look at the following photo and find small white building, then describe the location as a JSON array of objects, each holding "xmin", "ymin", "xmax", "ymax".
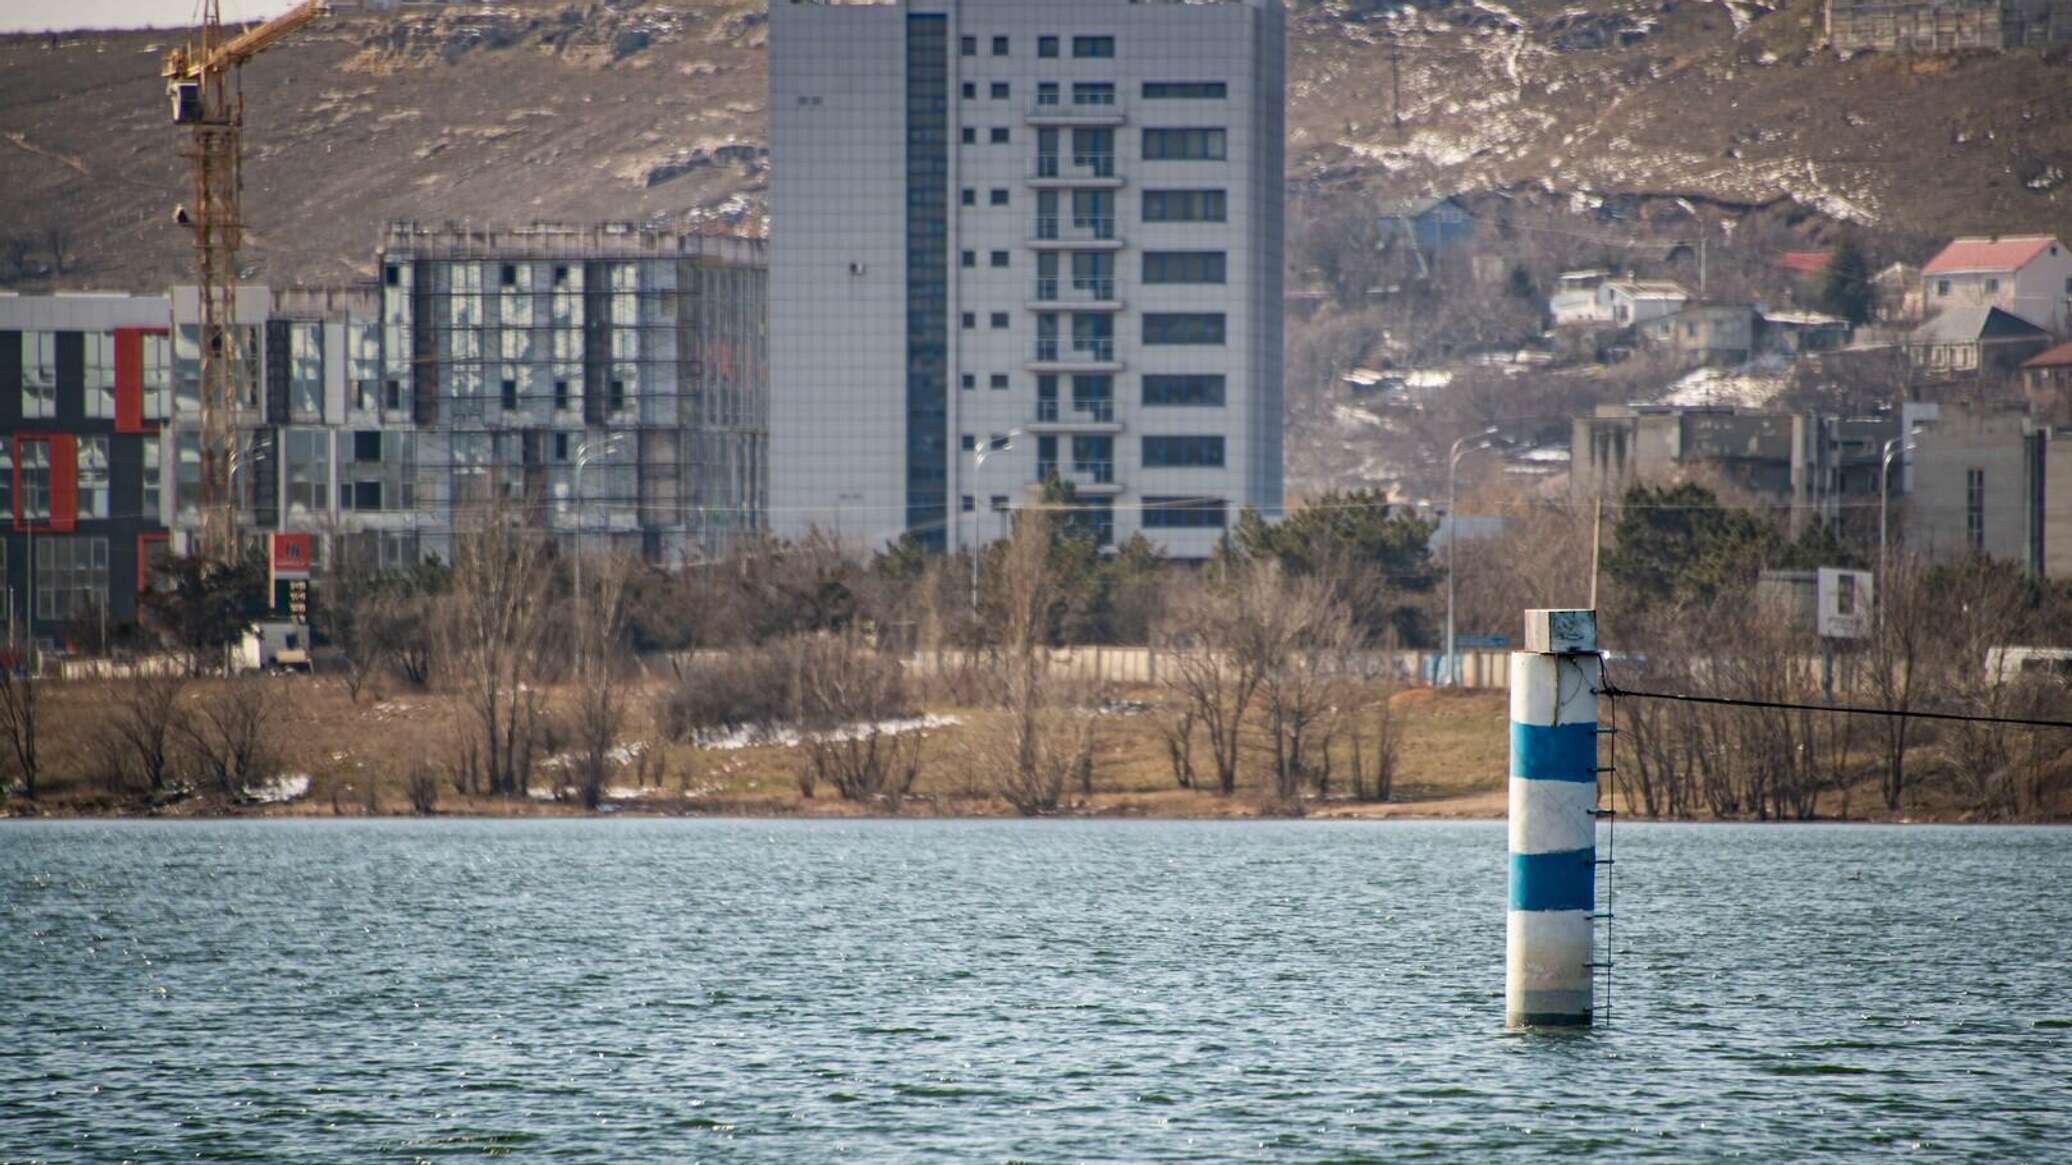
[
  {"xmin": 1549, "ymin": 269, "xmax": 1611, "ymax": 325},
  {"xmin": 1922, "ymin": 235, "xmax": 2072, "ymax": 334},
  {"xmin": 1598, "ymin": 279, "xmax": 1689, "ymax": 326}
]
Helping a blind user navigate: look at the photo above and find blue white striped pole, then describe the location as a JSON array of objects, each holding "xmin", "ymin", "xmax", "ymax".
[{"xmin": 1506, "ymin": 611, "xmax": 1600, "ymax": 1028}]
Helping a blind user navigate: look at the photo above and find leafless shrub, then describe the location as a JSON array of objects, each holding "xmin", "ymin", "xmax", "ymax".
[
  {"xmin": 107, "ymin": 671, "xmax": 186, "ymax": 793},
  {"xmin": 406, "ymin": 766, "xmax": 440, "ymax": 815},
  {"xmin": 791, "ymin": 633, "xmax": 921, "ymax": 807},
  {"xmin": 0, "ymin": 658, "xmax": 41, "ymax": 798},
  {"xmin": 571, "ymin": 553, "xmax": 636, "ymax": 811},
  {"xmin": 438, "ymin": 513, "xmax": 555, "ymax": 798},
  {"xmin": 177, "ymin": 681, "xmax": 280, "ymax": 799},
  {"xmin": 660, "ymin": 648, "xmax": 794, "ymax": 743}
]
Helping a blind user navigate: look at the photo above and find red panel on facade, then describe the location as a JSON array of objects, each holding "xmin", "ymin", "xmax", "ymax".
[
  {"xmin": 47, "ymin": 435, "xmax": 77, "ymax": 533},
  {"xmin": 115, "ymin": 328, "xmax": 145, "ymax": 433},
  {"xmin": 137, "ymin": 532, "xmax": 171, "ymax": 594}
]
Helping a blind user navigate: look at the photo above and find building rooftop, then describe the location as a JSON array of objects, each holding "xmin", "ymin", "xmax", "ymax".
[
  {"xmin": 2024, "ymin": 340, "xmax": 2072, "ymax": 369},
  {"xmin": 1779, "ymin": 251, "xmax": 1829, "ymax": 275},
  {"xmin": 1605, "ymin": 279, "xmax": 1690, "ymax": 299},
  {"xmin": 1910, "ymin": 305, "xmax": 2052, "ymax": 343},
  {"xmin": 1922, "ymin": 235, "xmax": 2063, "ymax": 275}
]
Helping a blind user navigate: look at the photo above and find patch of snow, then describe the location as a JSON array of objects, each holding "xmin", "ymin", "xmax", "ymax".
[
  {"xmin": 696, "ymin": 713, "xmax": 961, "ymax": 752},
  {"xmin": 1658, "ymin": 366, "xmax": 1788, "ymax": 409},
  {"xmin": 246, "ymin": 774, "xmax": 311, "ymax": 804},
  {"xmin": 1334, "ymin": 403, "xmax": 1385, "ymax": 429}
]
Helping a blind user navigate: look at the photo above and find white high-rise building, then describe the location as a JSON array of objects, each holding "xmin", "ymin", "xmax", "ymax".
[{"xmin": 770, "ymin": 0, "xmax": 1284, "ymax": 555}]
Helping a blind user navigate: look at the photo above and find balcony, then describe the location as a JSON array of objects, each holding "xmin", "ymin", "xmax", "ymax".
[
  {"xmin": 1028, "ymin": 276, "xmax": 1123, "ymax": 312},
  {"xmin": 1027, "ymin": 153, "xmax": 1125, "ymax": 190},
  {"xmin": 1026, "ymin": 94, "xmax": 1128, "ymax": 128},
  {"xmin": 1028, "ymin": 338, "xmax": 1124, "ymax": 375},
  {"xmin": 1060, "ymin": 461, "xmax": 1124, "ymax": 496},
  {"xmin": 1029, "ymin": 397, "xmax": 1124, "ymax": 435},
  {"xmin": 1026, "ymin": 216, "xmax": 1125, "ymax": 252}
]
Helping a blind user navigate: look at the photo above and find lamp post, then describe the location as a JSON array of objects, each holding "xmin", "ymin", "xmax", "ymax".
[
  {"xmin": 1445, "ymin": 427, "xmax": 1499, "ymax": 688},
  {"xmin": 1878, "ymin": 434, "xmax": 1916, "ymax": 625},
  {"xmin": 572, "ymin": 432, "xmax": 627, "ymax": 601},
  {"xmin": 969, "ymin": 428, "xmax": 1022, "ymax": 610}
]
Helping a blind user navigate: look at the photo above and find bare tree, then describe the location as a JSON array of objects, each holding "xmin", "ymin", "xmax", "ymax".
[
  {"xmin": 0, "ymin": 657, "xmax": 39, "ymax": 798},
  {"xmin": 1254, "ymin": 573, "xmax": 1359, "ymax": 805},
  {"xmin": 439, "ymin": 514, "xmax": 556, "ymax": 798},
  {"xmin": 108, "ymin": 670, "xmax": 187, "ymax": 793},
  {"xmin": 177, "ymin": 681, "xmax": 280, "ymax": 799},
  {"xmin": 791, "ymin": 632, "xmax": 922, "ymax": 807},
  {"xmin": 1155, "ymin": 572, "xmax": 1270, "ymax": 796},
  {"xmin": 570, "ymin": 551, "xmax": 636, "ymax": 810},
  {"xmin": 1868, "ymin": 555, "xmax": 1932, "ymax": 813}
]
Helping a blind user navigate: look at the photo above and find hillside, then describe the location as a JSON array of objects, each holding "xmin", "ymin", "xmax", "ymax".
[{"xmin": 2, "ymin": 0, "xmax": 2068, "ymax": 294}]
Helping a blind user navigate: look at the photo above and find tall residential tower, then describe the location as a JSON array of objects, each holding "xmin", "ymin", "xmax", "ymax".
[{"xmin": 770, "ymin": 0, "xmax": 1284, "ymax": 555}]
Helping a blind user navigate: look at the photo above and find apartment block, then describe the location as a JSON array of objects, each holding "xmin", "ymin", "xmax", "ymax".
[
  {"xmin": 163, "ymin": 224, "xmax": 768, "ymax": 569},
  {"xmin": 769, "ymin": 0, "xmax": 1285, "ymax": 555},
  {"xmin": 1908, "ymin": 402, "xmax": 2072, "ymax": 577},
  {"xmin": 0, "ymin": 292, "xmax": 173, "ymax": 643}
]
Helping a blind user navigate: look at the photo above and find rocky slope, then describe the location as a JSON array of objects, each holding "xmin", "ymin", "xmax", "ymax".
[{"xmin": 1, "ymin": 0, "xmax": 2067, "ymax": 291}]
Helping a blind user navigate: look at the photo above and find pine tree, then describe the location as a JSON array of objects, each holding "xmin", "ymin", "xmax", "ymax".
[{"xmin": 1817, "ymin": 235, "xmax": 1874, "ymax": 325}]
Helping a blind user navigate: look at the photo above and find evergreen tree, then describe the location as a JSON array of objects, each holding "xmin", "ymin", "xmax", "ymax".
[{"xmin": 1816, "ymin": 235, "xmax": 1874, "ymax": 325}]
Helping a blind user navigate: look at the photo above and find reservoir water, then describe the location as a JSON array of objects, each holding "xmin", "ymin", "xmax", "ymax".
[{"xmin": 2, "ymin": 819, "xmax": 2066, "ymax": 1161}]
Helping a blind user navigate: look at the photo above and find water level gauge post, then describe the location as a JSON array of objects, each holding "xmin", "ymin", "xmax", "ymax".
[{"xmin": 1507, "ymin": 608, "xmax": 1600, "ymax": 1029}]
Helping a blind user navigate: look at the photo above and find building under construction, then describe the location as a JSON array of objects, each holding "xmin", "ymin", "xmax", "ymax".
[{"xmin": 164, "ymin": 222, "xmax": 768, "ymax": 569}]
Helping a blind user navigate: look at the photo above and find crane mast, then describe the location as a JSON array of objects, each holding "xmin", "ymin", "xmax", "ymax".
[{"xmin": 164, "ymin": 0, "xmax": 325, "ymax": 563}]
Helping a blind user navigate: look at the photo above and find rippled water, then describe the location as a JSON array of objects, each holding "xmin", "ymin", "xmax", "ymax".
[{"xmin": 2, "ymin": 819, "xmax": 2066, "ymax": 1162}]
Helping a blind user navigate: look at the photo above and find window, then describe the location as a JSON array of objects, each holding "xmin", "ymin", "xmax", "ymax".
[
  {"xmin": 139, "ymin": 332, "xmax": 172, "ymax": 420},
  {"xmin": 501, "ymin": 378, "xmax": 519, "ymax": 411},
  {"xmin": 553, "ymin": 379, "xmax": 571, "ymax": 412},
  {"xmin": 961, "ymin": 127, "xmax": 977, "ymax": 144},
  {"xmin": 962, "ymin": 187, "xmax": 976, "ymax": 206},
  {"xmin": 990, "ymin": 494, "xmax": 1009, "ymax": 511},
  {"xmin": 961, "ymin": 312, "xmax": 977, "ymax": 330},
  {"xmin": 1039, "ymin": 35, "xmax": 1059, "ymax": 58},
  {"xmin": 1966, "ymin": 468, "xmax": 1985, "ymax": 551},
  {"xmin": 961, "ymin": 373, "xmax": 976, "ymax": 390},
  {"xmin": 141, "ymin": 435, "xmax": 161, "ymax": 520},
  {"xmin": 1142, "ymin": 435, "xmax": 1225, "ymax": 468},
  {"xmin": 72, "ymin": 437, "xmax": 109, "ymax": 520},
  {"xmin": 1984, "ymin": 278, "xmax": 2000, "ymax": 294},
  {"xmin": 1143, "ymin": 81, "xmax": 1227, "ymax": 99},
  {"xmin": 1143, "ymin": 189, "xmax": 1227, "ymax": 222},
  {"xmin": 962, "ymin": 250, "xmax": 977, "ymax": 268},
  {"xmin": 290, "ymin": 322, "xmax": 323, "ymax": 418},
  {"xmin": 990, "ymin": 188, "xmax": 1010, "ymax": 207},
  {"xmin": 1936, "ymin": 279, "xmax": 1950, "ymax": 297},
  {"xmin": 990, "ymin": 127, "xmax": 1010, "ymax": 144},
  {"xmin": 85, "ymin": 334, "xmax": 116, "ymax": 418},
  {"xmin": 35, "ymin": 537, "xmax": 108, "ymax": 623},
  {"xmin": 1143, "ymin": 314, "xmax": 1226, "ymax": 345},
  {"xmin": 990, "ymin": 251, "xmax": 1010, "ymax": 268},
  {"xmin": 1143, "ymin": 128, "xmax": 1226, "ymax": 160},
  {"xmin": 21, "ymin": 332, "xmax": 55, "ymax": 418},
  {"xmin": 1143, "ymin": 251, "xmax": 1226, "ymax": 284},
  {"xmin": 353, "ymin": 430, "xmax": 383, "ymax": 462},
  {"xmin": 961, "ymin": 433, "xmax": 977, "ymax": 452},
  {"xmin": 0, "ymin": 443, "xmax": 9, "ymax": 519},
  {"xmin": 1072, "ymin": 82, "xmax": 1116, "ymax": 106},
  {"xmin": 1143, "ymin": 374, "xmax": 1225, "ymax": 406},
  {"xmin": 991, "ymin": 35, "xmax": 1008, "ymax": 56},
  {"xmin": 990, "ymin": 312, "xmax": 1010, "ymax": 329},
  {"xmin": 1072, "ymin": 36, "xmax": 1114, "ymax": 58},
  {"xmin": 989, "ymin": 373, "xmax": 1009, "ymax": 390},
  {"xmin": 960, "ymin": 35, "xmax": 976, "ymax": 56},
  {"xmin": 1143, "ymin": 496, "xmax": 1228, "ymax": 528},
  {"xmin": 1037, "ymin": 81, "xmax": 1059, "ymax": 106},
  {"xmin": 284, "ymin": 429, "xmax": 330, "ymax": 516},
  {"xmin": 991, "ymin": 82, "xmax": 1009, "ymax": 99},
  {"xmin": 18, "ymin": 441, "xmax": 50, "ymax": 522},
  {"xmin": 962, "ymin": 81, "xmax": 977, "ymax": 100}
]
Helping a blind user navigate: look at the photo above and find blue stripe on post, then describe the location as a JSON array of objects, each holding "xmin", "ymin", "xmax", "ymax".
[
  {"xmin": 1509, "ymin": 721, "xmax": 1597, "ymax": 783},
  {"xmin": 1509, "ymin": 848, "xmax": 1596, "ymax": 912}
]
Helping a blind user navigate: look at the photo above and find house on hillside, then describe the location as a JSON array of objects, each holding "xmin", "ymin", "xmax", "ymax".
[
  {"xmin": 1637, "ymin": 303, "xmax": 1755, "ymax": 367},
  {"xmin": 1759, "ymin": 308, "xmax": 1852, "ymax": 355},
  {"xmin": 2023, "ymin": 341, "xmax": 2072, "ymax": 422},
  {"xmin": 1922, "ymin": 235, "xmax": 2072, "ymax": 333},
  {"xmin": 1599, "ymin": 279, "xmax": 1689, "ymax": 326},
  {"xmin": 1907, "ymin": 307, "xmax": 2053, "ymax": 379},
  {"xmin": 1376, "ymin": 195, "xmax": 1475, "ymax": 256},
  {"xmin": 1550, "ymin": 269, "xmax": 1612, "ymax": 325},
  {"xmin": 1781, "ymin": 251, "xmax": 1829, "ymax": 280},
  {"xmin": 1874, "ymin": 262, "xmax": 1924, "ymax": 321}
]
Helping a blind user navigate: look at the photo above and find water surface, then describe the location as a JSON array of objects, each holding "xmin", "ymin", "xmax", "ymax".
[{"xmin": 2, "ymin": 819, "xmax": 2066, "ymax": 1161}]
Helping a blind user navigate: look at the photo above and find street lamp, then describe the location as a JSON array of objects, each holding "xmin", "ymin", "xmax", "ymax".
[
  {"xmin": 969, "ymin": 427, "xmax": 1023, "ymax": 609},
  {"xmin": 572, "ymin": 432, "xmax": 628, "ymax": 600},
  {"xmin": 1878, "ymin": 433, "xmax": 1917, "ymax": 625},
  {"xmin": 1446, "ymin": 426, "xmax": 1500, "ymax": 688}
]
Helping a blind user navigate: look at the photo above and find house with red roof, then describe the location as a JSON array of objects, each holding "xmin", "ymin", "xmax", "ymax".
[
  {"xmin": 1921, "ymin": 235, "xmax": 2072, "ymax": 333},
  {"xmin": 2023, "ymin": 341, "xmax": 2072, "ymax": 422}
]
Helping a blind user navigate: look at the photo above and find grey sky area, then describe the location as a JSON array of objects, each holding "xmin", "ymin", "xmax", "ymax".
[{"xmin": 0, "ymin": 1, "xmax": 299, "ymax": 35}]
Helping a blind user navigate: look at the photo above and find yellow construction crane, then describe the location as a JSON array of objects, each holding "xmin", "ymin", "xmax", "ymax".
[{"xmin": 163, "ymin": 0, "xmax": 327, "ymax": 563}]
